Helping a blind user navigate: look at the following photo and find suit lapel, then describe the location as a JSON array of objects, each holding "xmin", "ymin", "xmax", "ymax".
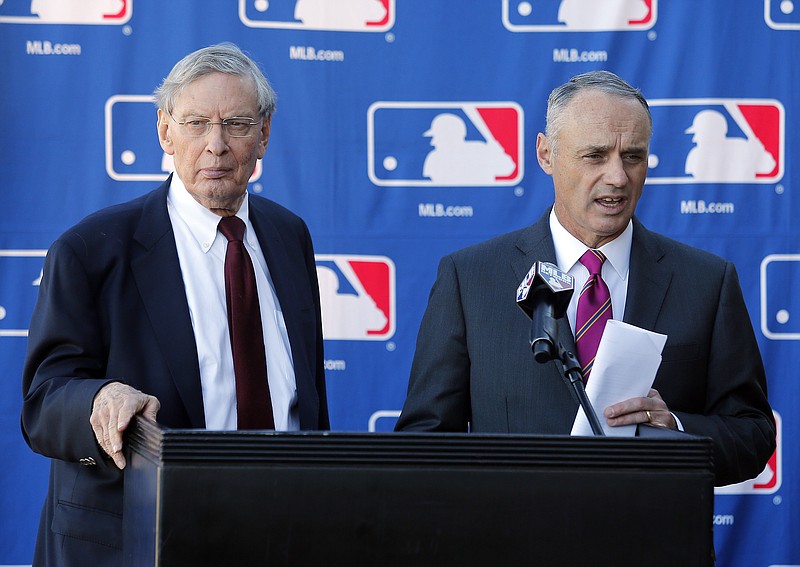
[
  {"xmin": 511, "ymin": 210, "xmax": 578, "ymax": 353},
  {"xmin": 130, "ymin": 180, "xmax": 206, "ymax": 428},
  {"xmin": 247, "ymin": 199, "xmax": 314, "ymax": 396},
  {"xmin": 623, "ymin": 219, "xmax": 672, "ymax": 330}
]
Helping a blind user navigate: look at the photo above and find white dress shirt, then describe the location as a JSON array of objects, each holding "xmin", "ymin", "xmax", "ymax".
[
  {"xmin": 548, "ymin": 208, "xmax": 633, "ymax": 336},
  {"xmin": 167, "ymin": 175, "xmax": 299, "ymax": 431}
]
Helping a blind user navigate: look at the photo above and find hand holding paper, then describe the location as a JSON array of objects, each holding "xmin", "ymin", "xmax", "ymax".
[{"xmin": 571, "ymin": 320, "xmax": 667, "ymax": 437}]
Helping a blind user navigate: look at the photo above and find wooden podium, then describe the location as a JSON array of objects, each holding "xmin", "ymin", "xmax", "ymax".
[{"xmin": 124, "ymin": 417, "xmax": 714, "ymax": 567}]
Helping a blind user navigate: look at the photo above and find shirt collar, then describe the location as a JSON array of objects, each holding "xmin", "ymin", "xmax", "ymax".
[
  {"xmin": 549, "ymin": 208, "xmax": 632, "ymax": 281},
  {"xmin": 167, "ymin": 173, "xmax": 251, "ymax": 253}
]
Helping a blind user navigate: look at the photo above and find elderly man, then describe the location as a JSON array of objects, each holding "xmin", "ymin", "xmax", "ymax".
[
  {"xmin": 21, "ymin": 43, "xmax": 328, "ymax": 566},
  {"xmin": 395, "ymin": 70, "xmax": 775, "ymax": 488}
]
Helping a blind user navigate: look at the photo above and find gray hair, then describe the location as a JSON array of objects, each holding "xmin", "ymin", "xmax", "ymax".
[
  {"xmin": 154, "ymin": 43, "xmax": 277, "ymax": 117},
  {"xmin": 544, "ymin": 70, "xmax": 651, "ymax": 153}
]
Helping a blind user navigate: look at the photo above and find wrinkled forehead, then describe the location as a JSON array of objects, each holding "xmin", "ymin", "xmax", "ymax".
[
  {"xmin": 562, "ymin": 91, "xmax": 651, "ymax": 143},
  {"xmin": 173, "ymin": 73, "xmax": 260, "ymax": 116}
]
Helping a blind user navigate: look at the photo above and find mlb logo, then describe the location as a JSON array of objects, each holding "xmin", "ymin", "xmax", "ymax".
[
  {"xmin": 105, "ymin": 95, "xmax": 262, "ymax": 183},
  {"xmin": 0, "ymin": 250, "xmax": 47, "ymax": 337},
  {"xmin": 761, "ymin": 254, "xmax": 800, "ymax": 340},
  {"xmin": 315, "ymin": 254, "xmax": 395, "ymax": 341},
  {"xmin": 239, "ymin": 0, "xmax": 394, "ymax": 32},
  {"xmin": 0, "ymin": 0, "xmax": 132, "ymax": 24},
  {"xmin": 516, "ymin": 265, "xmax": 539, "ymax": 303},
  {"xmin": 765, "ymin": 0, "xmax": 800, "ymax": 30},
  {"xmin": 368, "ymin": 102, "xmax": 524, "ymax": 187},
  {"xmin": 502, "ymin": 0, "xmax": 656, "ymax": 32},
  {"xmin": 715, "ymin": 412, "xmax": 782, "ymax": 495},
  {"xmin": 646, "ymin": 99, "xmax": 784, "ymax": 185}
]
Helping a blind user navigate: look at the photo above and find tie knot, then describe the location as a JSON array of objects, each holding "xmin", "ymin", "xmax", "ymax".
[
  {"xmin": 579, "ymin": 249, "xmax": 606, "ymax": 275},
  {"xmin": 218, "ymin": 216, "xmax": 246, "ymax": 242}
]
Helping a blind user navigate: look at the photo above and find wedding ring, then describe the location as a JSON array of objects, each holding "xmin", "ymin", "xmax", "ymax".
[{"xmin": 645, "ymin": 410, "xmax": 653, "ymax": 423}]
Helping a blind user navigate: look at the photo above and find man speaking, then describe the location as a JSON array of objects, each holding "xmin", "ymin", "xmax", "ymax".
[{"xmin": 395, "ymin": 70, "xmax": 775, "ymax": 487}]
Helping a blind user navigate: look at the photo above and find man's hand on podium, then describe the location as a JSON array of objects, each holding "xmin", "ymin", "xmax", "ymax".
[{"xmin": 90, "ymin": 382, "xmax": 161, "ymax": 469}]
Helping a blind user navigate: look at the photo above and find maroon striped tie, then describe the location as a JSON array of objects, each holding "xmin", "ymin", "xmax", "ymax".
[
  {"xmin": 218, "ymin": 216, "xmax": 274, "ymax": 430},
  {"xmin": 575, "ymin": 249, "xmax": 612, "ymax": 382}
]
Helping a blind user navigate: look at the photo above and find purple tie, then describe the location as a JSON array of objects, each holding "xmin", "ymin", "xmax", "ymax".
[
  {"xmin": 575, "ymin": 249, "xmax": 612, "ymax": 382},
  {"xmin": 218, "ymin": 216, "xmax": 274, "ymax": 430}
]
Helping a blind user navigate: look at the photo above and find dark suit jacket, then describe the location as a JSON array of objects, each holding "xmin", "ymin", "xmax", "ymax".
[
  {"xmin": 21, "ymin": 179, "xmax": 329, "ymax": 566},
  {"xmin": 395, "ymin": 210, "xmax": 775, "ymax": 487}
]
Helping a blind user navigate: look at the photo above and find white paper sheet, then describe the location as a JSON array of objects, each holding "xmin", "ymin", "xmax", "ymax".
[{"xmin": 571, "ymin": 320, "xmax": 667, "ymax": 437}]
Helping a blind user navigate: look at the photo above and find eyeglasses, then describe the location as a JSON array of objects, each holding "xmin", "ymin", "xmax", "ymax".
[{"xmin": 167, "ymin": 111, "xmax": 261, "ymax": 138}]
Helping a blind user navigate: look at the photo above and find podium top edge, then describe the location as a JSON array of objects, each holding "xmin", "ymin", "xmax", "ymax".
[{"xmin": 126, "ymin": 417, "xmax": 713, "ymax": 470}]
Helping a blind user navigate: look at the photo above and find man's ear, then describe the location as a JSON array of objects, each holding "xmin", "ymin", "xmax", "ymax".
[
  {"xmin": 157, "ymin": 109, "xmax": 175, "ymax": 155},
  {"xmin": 257, "ymin": 114, "xmax": 272, "ymax": 159},
  {"xmin": 536, "ymin": 133, "xmax": 554, "ymax": 175}
]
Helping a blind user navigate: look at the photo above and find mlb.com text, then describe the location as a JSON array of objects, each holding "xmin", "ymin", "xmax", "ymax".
[
  {"xmin": 289, "ymin": 45, "xmax": 345, "ymax": 62},
  {"xmin": 26, "ymin": 40, "xmax": 82, "ymax": 56},
  {"xmin": 418, "ymin": 203, "xmax": 474, "ymax": 218},
  {"xmin": 680, "ymin": 200, "xmax": 735, "ymax": 214},
  {"xmin": 553, "ymin": 48, "xmax": 608, "ymax": 63}
]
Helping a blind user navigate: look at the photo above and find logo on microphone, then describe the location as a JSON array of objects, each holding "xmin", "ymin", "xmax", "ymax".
[
  {"xmin": 646, "ymin": 99, "xmax": 784, "ymax": 185},
  {"xmin": 0, "ymin": 0, "xmax": 132, "ymax": 24},
  {"xmin": 715, "ymin": 411, "xmax": 782, "ymax": 495},
  {"xmin": 761, "ymin": 254, "xmax": 800, "ymax": 340},
  {"xmin": 765, "ymin": 0, "xmax": 800, "ymax": 29},
  {"xmin": 104, "ymin": 95, "xmax": 262, "ymax": 183},
  {"xmin": 517, "ymin": 262, "xmax": 574, "ymax": 304},
  {"xmin": 502, "ymin": 0, "xmax": 657, "ymax": 31},
  {"xmin": 0, "ymin": 250, "xmax": 46, "ymax": 338},
  {"xmin": 368, "ymin": 102, "xmax": 524, "ymax": 187},
  {"xmin": 315, "ymin": 255, "xmax": 395, "ymax": 341},
  {"xmin": 239, "ymin": 0, "xmax": 394, "ymax": 31}
]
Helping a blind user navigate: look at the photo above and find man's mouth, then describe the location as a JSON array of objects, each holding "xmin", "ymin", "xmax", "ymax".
[
  {"xmin": 597, "ymin": 196, "xmax": 624, "ymax": 208},
  {"xmin": 200, "ymin": 168, "xmax": 230, "ymax": 179}
]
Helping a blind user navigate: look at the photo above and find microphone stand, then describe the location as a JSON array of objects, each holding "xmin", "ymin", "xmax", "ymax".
[
  {"xmin": 556, "ymin": 342, "xmax": 605, "ymax": 436},
  {"xmin": 530, "ymin": 319, "xmax": 606, "ymax": 437}
]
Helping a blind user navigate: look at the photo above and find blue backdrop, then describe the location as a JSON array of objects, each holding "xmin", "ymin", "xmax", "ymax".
[{"xmin": 1, "ymin": 1, "xmax": 797, "ymax": 565}]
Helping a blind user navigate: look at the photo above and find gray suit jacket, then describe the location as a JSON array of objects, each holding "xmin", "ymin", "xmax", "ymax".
[{"xmin": 396, "ymin": 210, "xmax": 775, "ymax": 487}]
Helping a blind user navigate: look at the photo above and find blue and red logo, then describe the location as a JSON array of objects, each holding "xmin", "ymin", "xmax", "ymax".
[
  {"xmin": 104, "ymin": 95, "xmax": 262, "ymax": 183},
  {"xmin": 0, "ymin": 0, "xmax": 132, "ymax": 24},
  {"xmin": 368, "ymin": 102, "xmax": 524, "ymax": 187},
  {"xmin": 239, "ymin": 0, "xmax": 394, "ymax": 32},
  {"xmin": 646, "ymin": 99, "xmax": 784, "ymax": 185},
  {"xmin": 315, "ymin": 255, "xmax": 395, "ymax": 341},
  {"xmin": 715, "ymin": 411, "xmax": 782, "ymax": 495},
  {"xmin": 502, "ymin": 0, "xmax": 656, "ymax": 32}
]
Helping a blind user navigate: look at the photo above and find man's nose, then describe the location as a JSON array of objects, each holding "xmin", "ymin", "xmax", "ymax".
[
  {"xmin": 603, "ymin": 155, "xmax": 628, "ymax": 187},
  {"xmin": 204, "ymin": 123, "xmax": 230, "ymax": 153}
]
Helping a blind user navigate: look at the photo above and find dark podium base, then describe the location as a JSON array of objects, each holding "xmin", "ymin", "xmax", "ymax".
[{"xmin": 124, "ymin": 418, "xmax": 714, "ymax": 567}]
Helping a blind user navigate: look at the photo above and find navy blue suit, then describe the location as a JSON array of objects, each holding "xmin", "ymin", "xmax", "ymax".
[
  {"xmin": 21, "ymin": 179, "xmax": 328, "ymax": 566},
  {"xmin": 395, "ymin": 210, "xmax": 775, "ymax": 487}
]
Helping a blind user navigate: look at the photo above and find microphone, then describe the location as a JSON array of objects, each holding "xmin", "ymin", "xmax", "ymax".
[{"xmin": 516, "ymin": 262, "xmax": 574, "ymax": 363}]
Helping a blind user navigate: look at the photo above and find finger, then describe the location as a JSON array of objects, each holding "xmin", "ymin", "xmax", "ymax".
[
  {"xmin": 110, "ymin": 450, "xmax": 127, "ymax": 470},
  {"xmin": 108, "ymin": 422, "xmax": 124, "ymax": 455},
  {"xmin": 89, "ymin": 418, "xmax": 110, "ymax": 456},
  {"xmin": 117, "ymin": 392, "xmax": 159, "ymax": 430},
  {"xmin": 142, "ymin": 396, "xmax": 161, "ymax": 421},
  {"xmin": 604, "ymin": 396, "xmax": 646, "ymax": 419},
  {"xmin": 647, "ymin": 388, "xmax": 664, "ymax": 401},
  {"xmin": 90, "ymin": 404, "xmax": 114, "ymax": 458}
]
